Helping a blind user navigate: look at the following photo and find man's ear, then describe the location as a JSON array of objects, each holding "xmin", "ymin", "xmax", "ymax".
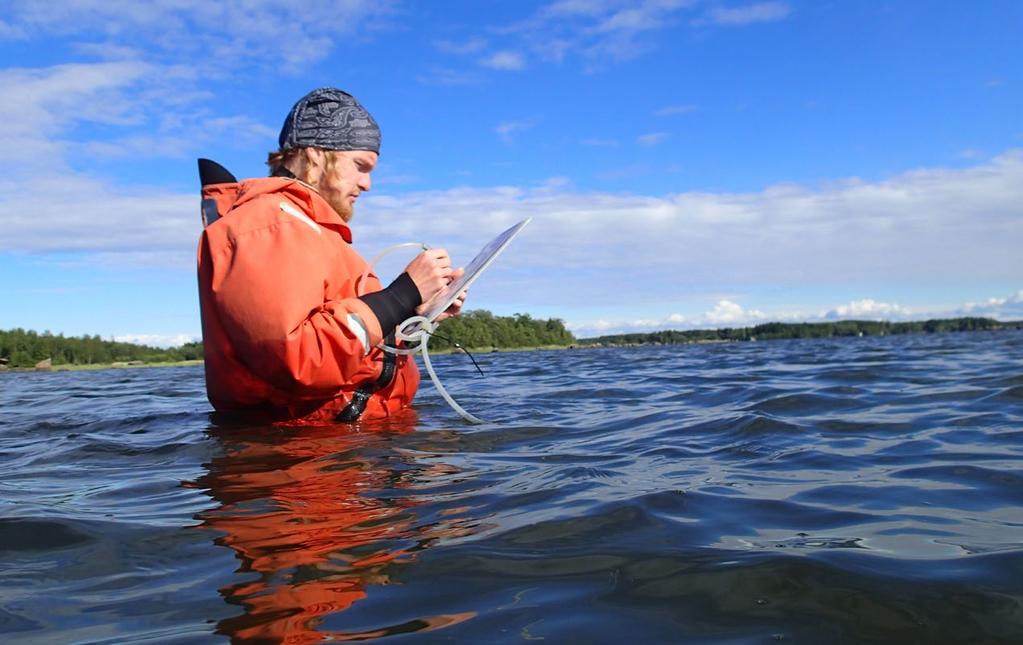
[
  {"xmin": 304, "ymin": 147, "xmax": 325, "ymax": 167},
  {"xmin": 299, "ymin": 148, "xmax": 325, "ymax": 184}
]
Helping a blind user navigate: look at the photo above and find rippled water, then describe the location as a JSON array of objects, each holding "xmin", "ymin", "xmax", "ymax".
[{"xmin": 2, "ymin": 331, "xmax": 1022, "ymax": 643}]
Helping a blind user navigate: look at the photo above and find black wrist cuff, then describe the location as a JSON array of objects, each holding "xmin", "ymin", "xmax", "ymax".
[{"xmin": 358, "ymin": 272, "xmax": 423, "ymax": 333}]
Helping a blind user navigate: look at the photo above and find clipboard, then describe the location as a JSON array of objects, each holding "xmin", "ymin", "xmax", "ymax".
[{"xmin": 409, "ymin": 217, "xmax": 531, "ymax": 332}]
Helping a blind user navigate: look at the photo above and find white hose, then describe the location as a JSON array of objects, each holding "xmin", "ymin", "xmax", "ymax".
[
  {"xmin": 359, "ymin": 242, "xmax": 428, "ymax": 298},
  {"xmin": 360, "ymin": 244, "xmax": 486, "ymax": 424},
  {"xmin": 395, "ymin": 316, "xmax": 485, "ymax": 424}
]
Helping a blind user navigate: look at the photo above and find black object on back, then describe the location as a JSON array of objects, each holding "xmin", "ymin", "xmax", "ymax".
[
  {"xmin": 197, "ymin": 159, "xmax": 237, "ymax": 228},
  {"xmin": 198, "ymin": 158, "xmax": 237, "ymax": 187}
]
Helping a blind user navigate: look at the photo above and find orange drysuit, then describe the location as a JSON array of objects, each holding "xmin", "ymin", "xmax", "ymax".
[{"xmin": 197, "ymin": 177, "xmax": 419, "ymax": 423}]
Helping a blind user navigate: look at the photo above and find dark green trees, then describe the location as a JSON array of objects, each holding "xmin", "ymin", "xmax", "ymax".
[
  {"xmin": 0, "ymin": 329, "xmax": 203, "ymax": 368},
  {"xmin": 430, "ymin": 310, "xmax": 575, "ymax": 350},
  {"xmin": 578, "ymin": 317, "xmax": 1010, "ymax": 347}
]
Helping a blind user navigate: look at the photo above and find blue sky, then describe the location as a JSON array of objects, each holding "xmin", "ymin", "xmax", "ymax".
[{"xmin": 1, "ymin": 0, "xmax": 1021, "ymax": 345}]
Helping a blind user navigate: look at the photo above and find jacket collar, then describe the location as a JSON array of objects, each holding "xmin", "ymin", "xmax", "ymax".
[{"xmin": 233, "ymin": 177, "xmax": 354, "ymax": 243}]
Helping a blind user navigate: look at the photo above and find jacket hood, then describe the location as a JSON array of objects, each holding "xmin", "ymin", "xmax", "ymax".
[{"xmin": 206, "ymin": 177, "xmax": 354, "ymax": 243}]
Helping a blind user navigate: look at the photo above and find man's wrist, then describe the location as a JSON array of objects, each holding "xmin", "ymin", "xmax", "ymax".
[{"xmin": 358, "ymin": 272, "xmax": 423, "ymax": 333}]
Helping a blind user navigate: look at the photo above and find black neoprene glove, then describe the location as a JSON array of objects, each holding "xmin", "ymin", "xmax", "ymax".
[{"xmin": 358, "ymin": 272, "xmax": 423, "ymax": 335}]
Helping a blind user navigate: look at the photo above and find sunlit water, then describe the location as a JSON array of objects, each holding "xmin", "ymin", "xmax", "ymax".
[{"xmin": 2, "ymin": 331, "xmax": 1022, "ymax": 643}]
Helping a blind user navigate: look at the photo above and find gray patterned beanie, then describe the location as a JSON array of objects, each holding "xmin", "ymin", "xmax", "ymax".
[{"xmin": 278, "ymin": 87, "xmax": 381, "ymax": 154}]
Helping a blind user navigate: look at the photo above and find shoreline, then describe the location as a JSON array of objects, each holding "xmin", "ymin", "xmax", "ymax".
[
  {"xmin": 0, "ymin": 346, "xmax": 581, "ymax": 374},
  {"xmin": 3, "ymin": 324, "xmax": 1020, "ymax": 374},
  {"xmin": 1, "ymin": 359, "xmax": 204, "ymax": 373}
]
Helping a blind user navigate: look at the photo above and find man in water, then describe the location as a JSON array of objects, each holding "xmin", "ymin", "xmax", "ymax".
[{"xmin": 197, "ymin": 87, "xmax": 464, "ymax": 423}]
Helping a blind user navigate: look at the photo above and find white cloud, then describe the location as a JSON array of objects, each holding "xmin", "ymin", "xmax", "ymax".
[
  {"xmin": 959, "ymin": 290, "xmax": 1023, "ymax": 320},
  {"xmin": 481, "ymin": 50, "xmax": 527, "ymax": 70},
  {"xmin": 705, "ymin": 299, "xmax": 765, "ymax": 324},
  {"xmin": 0, "ymin": 176, "xmax": 195, "ymax": 260},
  {"xmin": 7, "ymin": 139, "xmax": 1023, "ymax": 296},
  {"xmin": 637, "ymin": 131, "xmax": 671, "ymax": 146},
  {"xmin": 0, "ymin": 1, "xmax": 396, "ymax": 70},
  {"xmin": 566, "ymin": 299, "xmax": 766, "ymax": 336},
  {"xmin": 0, "ymin": 62, "xmax": 154, "ymax": 158},
  {"xmin": 0, "ymin": 62, "xmax": 235, "ymax": 265},
  {"xmin": 495, "ymin": 119, "xmax": 537, "ymax": 144},
  {"xmin": 702, "ymin": 2, "xmax": 791, "ymax": 26},
  {"xmin": 434, "ymin": 0, "xmax": 787, "ymax": 72},
  {"xmin": 823, "ymin": 299, "xmax": 911, "ymax": 320},
  {"xmin": 114, "ymin": 333, "xmax": 199, "ymax": 348},
  {"xmin": 3, "ymin": 63, "xmax": 1021, "ymax": 331},
  {"xmin": 566, "ymin": 290, "xmax": 1023, "ymax": 337},
  {"xmin": 0, "ymin": 61, "xmax": 267, "ymax": 169},
  {"xmin": 543, "ymin": 0, "xmax": 632, "ymax": 18},
  {"xmin": 357, "ymin": 150, "xmax": 1023, "ymax": 318},
  {"xmin": 590, "ymin": 0, "xmax": 691, "ymax": 33},
  {"xmin": 20, "ymin": 141, "xmax": 1016, "ymax": 276},
  {"xmin": 570, "ymin": 315, "xmax": 678, "ymax": 335},
  {"xmin": 504, "ymin": 0, "xmax": 696, "ymax": 67},
  {"xmin": 77, "ymin": 116, "xmax": 277, "ymax": 160},
  {"xmin": 655, "ymin": 104, "xmax": 699, "ymax": 116}
]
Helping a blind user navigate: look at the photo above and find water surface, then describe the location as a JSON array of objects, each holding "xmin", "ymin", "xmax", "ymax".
[{"xmin": 2, "ymin": 331, "xmax": 1022, "ymax": 642}]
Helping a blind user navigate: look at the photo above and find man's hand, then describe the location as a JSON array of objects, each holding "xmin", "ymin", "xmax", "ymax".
[
  {"xmin": 405, "ymin": 250, "xmax": 468, "ymax": 322},
  {"xmin": 419, "ymin": 271, "xmax": 467, "ymax": 323},
  {"xmin": 439, "ymin": 290, "xmax": 468, "ymax": 322},
  {"xmin": 405, "ymin": 248, "xmax": 454, "ymax": 303}
]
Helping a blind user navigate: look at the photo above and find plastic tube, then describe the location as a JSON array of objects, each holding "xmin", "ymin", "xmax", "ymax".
[
  {"xmin": 358, "ymin": 242, "xmax": 428, "ymax": 298},
  {"xmin": 397, "ymin": 316, "xmax": 484, "ymax": 424},
  {"xmin": 361, "ymin": 244, "xmax": 486, "ymax": 424}
]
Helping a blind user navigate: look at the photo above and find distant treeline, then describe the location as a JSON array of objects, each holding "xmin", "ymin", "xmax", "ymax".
[
  {"xmin": 0, "ymin": 329, "xmax": 203, "ymax": 368},
  {"xmin": 0, "ymin": 310, "xmax": 575, "ymax": 368},
  {"xmin": 430, "ymin": 310, "xmax": 575, "ymax": 349},
  {"xmin": 578, "ymin": 317, "xmax": 1021, "ymax": 346},
  {"xmin": 4, "ymin": 316, "xmax": 1017, "ymax": 369}
]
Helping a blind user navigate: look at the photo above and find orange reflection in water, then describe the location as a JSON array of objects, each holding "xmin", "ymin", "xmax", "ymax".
[{"xmin": 194, "ymin": 416, "xmax": 475, "ymax": 642}]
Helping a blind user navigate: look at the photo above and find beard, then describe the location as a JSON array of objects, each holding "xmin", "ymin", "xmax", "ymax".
[
  {"xmin": 320, "ymin": 186, "xmax": 355, "ymax": 222},
  {"xmin": 328, "ymin": 195, "xmax": 354, "ymax": 222}
]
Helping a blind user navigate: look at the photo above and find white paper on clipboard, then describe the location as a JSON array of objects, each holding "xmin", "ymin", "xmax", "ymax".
[{"xmin": 407, "ymin": 217, "xmax": 531, "ymax": 333}]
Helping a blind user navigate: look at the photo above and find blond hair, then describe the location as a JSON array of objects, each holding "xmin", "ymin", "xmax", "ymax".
[{"xmin": 265, "ymin": 147, "xmax": 342, "ymax": 180}]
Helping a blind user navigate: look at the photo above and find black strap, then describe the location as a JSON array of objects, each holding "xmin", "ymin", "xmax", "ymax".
[
  {"xmin": 273, "ymin": 165, "xmax": 297, "ymax": 179},
  {"xmin": 336, "ymin": 332, "xmax": 398, "ymax": 422}
]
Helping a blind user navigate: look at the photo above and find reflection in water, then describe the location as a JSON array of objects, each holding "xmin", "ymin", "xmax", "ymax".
[{"xmin": 193, "ymin": 419, "xmax": 475, "ymax": 642}]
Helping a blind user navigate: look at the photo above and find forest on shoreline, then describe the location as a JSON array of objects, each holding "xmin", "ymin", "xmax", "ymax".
[
  {"xmin": 577, "ymin": 317, "xmax": 1022, "ymax": 346},
  {"xmin": 0, "ymin": 330, "xmax": 204, "ymax": 369},
  {"xmin": 0, "ymin": 311, "xmax": 573, "ymax": 369},
  {"xmin": 1, "ymin": 315, "xmax": 1019, "ymax": 370}
]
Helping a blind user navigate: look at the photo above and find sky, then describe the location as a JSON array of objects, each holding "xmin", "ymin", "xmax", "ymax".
[{"xmin": 0, "ymin": 0, "xmax": 1021, "ymax": 345}]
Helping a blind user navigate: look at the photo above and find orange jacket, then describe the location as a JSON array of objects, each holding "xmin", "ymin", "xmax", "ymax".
[{"xmin": 197, "ymin": 177, "xmax": 419, "ymax": 423}]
